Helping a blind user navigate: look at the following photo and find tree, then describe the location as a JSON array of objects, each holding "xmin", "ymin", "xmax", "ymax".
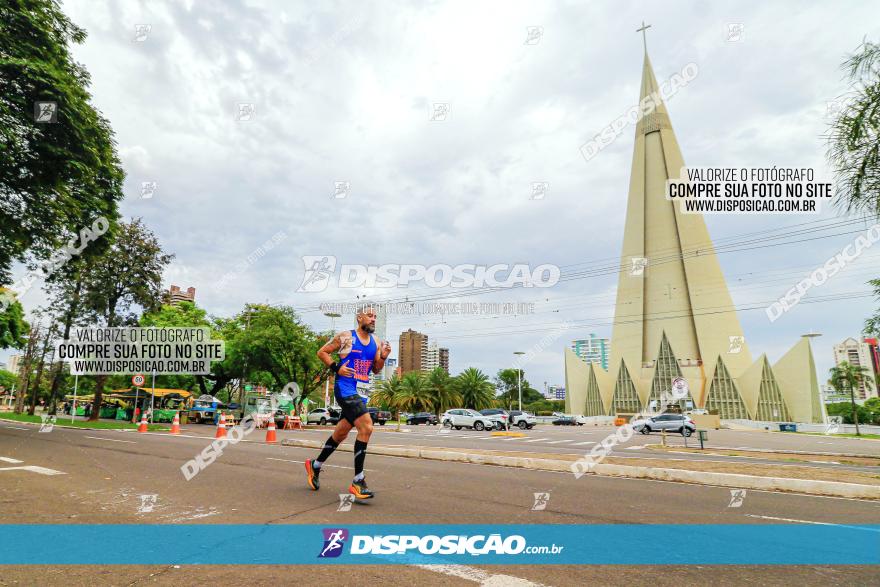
[
  {"xmin": 0, "ymin": 368, "xmax": 16, "ymax": 390},
  {"xmin": 0, "ymin": 0, "xmax": 123, "ymax": 284},
  {"xmin": 231, "ymin": 304, "xmax": 328, "ymax": 407},
  {"xmin": 426, "ymin": 367, "xmax": 461, "ymax": 417},
  {"xmin": 828, "ymin": 361, "xmax": 872, "ymax": 436},
  {"xmin": 82, "ymin": 219, "xmax": 172, "ymax": 419},
  {"xmin": 0, "ymin": 289, "xmax": 28, "ymax": 349},
  {"xmin": 494, "ymin": 368, "xmax": 543, "ymax": 410},
  {"xmin": 140, "ymin": 301, "xmax": 216, "ymax": 394},
  {"xmin": 395, "ymin": 371, "xmax": 434, "ymax": 414},
  {"xmin": 371, "ymin": 374, "xmax": 403, "ymax": 430},
  {"xmin": 864, "ymin": 278, "xmax": 880, "ymax": 340},
  {"xmin": 827, "ymin": 39, "xmax": 880, "ymax": 216},
  {"xmin": 454, "ymin": 367, "xmax": 495, "ymax": 410}
]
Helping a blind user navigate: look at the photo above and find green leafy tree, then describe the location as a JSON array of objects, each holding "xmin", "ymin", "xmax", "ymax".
[
  {"xmin": 139, "ymin": 301, "xmax": 222, "ymax": 394},
  {"xmin": 426, "ymin": 367, "xmax": 461, "ymax": 417},
  {"xmin": 863, "ymin": 397, "xmax": 880, "ymax": 425},
  {"xmin": 231, "ymin": 304, "xmax": 328, "ymax": 406},
  {"xmin": 827, "ymin": 39, "xmax": 880, "ymax": 216},
  {"xmin": 494, "ymin": 368, "xmax": 543, "ymax": 410},
  {"xmin": 828, "ymin": 361, "xmax": 872, "ymax": 435},
  {"xmin": 864, "ymin": 278, "xmax": 880, "ymax": 340},
  {"xmin": 0, "ymin": 0, "xmax": 123, "ymax": 284},
  {"xmin": 395, "ymin": 371, "xmax": 434, "ymax": 414},
  {"xmin": 0, "ymin": 289, "xmax": 28, "ymax": 349},
  {"xmin": 82, "ymin": 219, "xmax": 173, "ymax": 419},
  {"xmin": 0, "ymin": 368, "xmax": 16, "ymax": 389},
  {"xmin": 371, "ymin": 374, "xmax": 403, "ymax": 429},
  {"xmin": 454, "ymin": 367, "xmax": 495, "ymax": 410}
]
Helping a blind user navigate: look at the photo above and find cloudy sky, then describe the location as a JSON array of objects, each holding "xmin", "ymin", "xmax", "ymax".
[{"xmin": 6, "ymin": 0, "xmax": 880, "ymax": 393}]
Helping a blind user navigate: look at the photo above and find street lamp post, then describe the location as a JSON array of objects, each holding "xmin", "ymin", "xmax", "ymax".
[{"xmin": 513, "ymin": 351, "xmax": 526, "ymax": 411}]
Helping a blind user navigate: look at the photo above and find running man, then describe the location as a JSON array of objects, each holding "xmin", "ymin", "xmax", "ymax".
[{"xmin": 306, "ymin": 303, "xmax": 390, "ymax": 499}]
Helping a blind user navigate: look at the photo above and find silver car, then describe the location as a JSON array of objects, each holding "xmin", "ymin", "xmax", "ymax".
[
  {"xmin": 632, "ymin": 413, "xmax": 696, "ymax": 436},
  {"xmin": 441, "ymin": 409, "xmax": 497, "ymax": 431}
]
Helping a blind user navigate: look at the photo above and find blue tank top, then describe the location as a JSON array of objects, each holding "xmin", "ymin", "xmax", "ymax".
[{"xmin": 335, "ymin": 330, "xmax": 377, "ymax": 399}]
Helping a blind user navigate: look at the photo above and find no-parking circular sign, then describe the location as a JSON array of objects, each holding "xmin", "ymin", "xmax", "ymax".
[{"xmin": 132, "ymin": 373, "xmax": 146, "ymax": 387}]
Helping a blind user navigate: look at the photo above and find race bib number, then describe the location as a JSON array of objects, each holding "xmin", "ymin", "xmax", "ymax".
[{"xmin": 356, "ymin": 382, "xmax": 372, "ymax": 401}]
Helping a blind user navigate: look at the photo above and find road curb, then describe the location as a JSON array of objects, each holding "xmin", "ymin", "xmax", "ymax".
[
  {"xmin": 0, "ymin": 417, "xmax": 167, "ymax": 433},
  {"xmin": 280, "ymin": 438, "xmax": 880, "ymax": 499},
  {"xmin": 645, "ymin": 444, "xmax": 880, "ymax": 460}
]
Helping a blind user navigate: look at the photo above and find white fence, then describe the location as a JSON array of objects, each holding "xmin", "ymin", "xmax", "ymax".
[{"xmin": 723, "ymin": 419, "xmax": 880, "ymax": 435}]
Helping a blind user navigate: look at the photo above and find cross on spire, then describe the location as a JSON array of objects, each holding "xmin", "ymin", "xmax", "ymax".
[{"xmin": 636, "ymin": 21, "xmax": 651, "ymax": 53}]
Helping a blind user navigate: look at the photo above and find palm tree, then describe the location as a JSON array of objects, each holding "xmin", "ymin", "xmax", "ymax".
[
  {"xmin": 827, "ymin": 39, "xmax": 880, "ymax": 216},
  {"xmin": 829, "ymin": 361, "xmax": 871, "ymax": 436},
  {"xmin": 395, "ymin": 371, "xmax": 434, "ymax": 416},
  {"xmin": 426, "ymin": 367, "xmax": 461, "ymax": 417},
  {"xmin": 371, "ymin": 374, "xmax": 402, "ymax": 429},
  {"xmin": 454, "ymin": 367, "xmax": 496, "ymax": 410}
]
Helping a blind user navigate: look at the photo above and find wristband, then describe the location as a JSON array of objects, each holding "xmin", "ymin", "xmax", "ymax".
[{"xmin": 329, "ymin": 362, "xmax": 340, "ymax": 373}]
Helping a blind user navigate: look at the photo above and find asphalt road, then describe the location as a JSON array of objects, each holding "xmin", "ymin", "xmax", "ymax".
[{"xmin": 1, "ymin": 421, "xmax": 878, "ymax": 586}]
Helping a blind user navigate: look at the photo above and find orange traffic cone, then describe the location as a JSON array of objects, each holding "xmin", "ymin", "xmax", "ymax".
[
  {"xmin": 215, "ymin": 413, "xmax": 227, "ymax": 438},
  {"xmin": 265, "ymin": 419, "xmax": 277, "ymax": 444},
  {"xmin": 137, "ymin": 413, "xmax": 148, "ymax": 433},
  {"xmin": 169, "ymin": 412, "xmax": 181, "ymax": 435}
]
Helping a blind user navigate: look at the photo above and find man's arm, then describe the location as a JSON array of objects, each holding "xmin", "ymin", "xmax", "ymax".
[
  {"xmin": 318, "ymin": 331, "xmax": 354, "ymax": 377},
  {"xmin": 372, "ymin": 338, "xmax": 391, "ymax": 374}
]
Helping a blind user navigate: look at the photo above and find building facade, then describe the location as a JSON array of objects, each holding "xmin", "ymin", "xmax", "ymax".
[
  {"xmin": 439, "ymin": 347, "xmax": 449, "ymax": 373},
  {"xmin": 564, "ymin": 46, "xmax": 822, "ymax": 423},
  {"xmin": 571, "ymin": 335, "xmax": 610, "ymax": 370},
  {"xmin": 399, "ymin": 329, "xmax": 428, "ymax": 374},
  {"xmin": 168, "ymin": 285, "xmax": 196, "ymax": 305},
  {"xmin": 832, "ymin": 337, "xmax": 879, "ymax": 400}
]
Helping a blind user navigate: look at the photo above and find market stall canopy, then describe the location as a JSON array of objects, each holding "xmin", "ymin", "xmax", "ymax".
[{"xmin": 107, "ymin": 388, "xmax": 193, "ymax": 402}]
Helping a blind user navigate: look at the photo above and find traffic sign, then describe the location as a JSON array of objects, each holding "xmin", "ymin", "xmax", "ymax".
[{"xmin": 132, "ymin": 373, "xmax": 146, "ymax": 387}]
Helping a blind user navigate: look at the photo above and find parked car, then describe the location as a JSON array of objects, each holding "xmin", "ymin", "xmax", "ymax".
[
  {"xmin": 479, "ymin": 409, "xmax": 510, "ymax": 430},
  {"xmin": 508, "ymin": 410, "xmax": 537, "ymax": 429},
  {"xmin": 552, "ymin": 416, "xmax": 578, "ymax": 426},
  {"xmin": 367, "ymin": 407, "xmax": 391, "ymax": 425},
  {"xmin": 406, "ymin": 412, "xmax": 438, "ymax": 425},
  {"xmin": 441, "ymin": 409, "xmax": 498, "ymax": 431},
  {"xmin": 306, "ymin": 407, "xmax": 340, "ymax": 425},
  {"xmin": 631, "ymin": 413, "xmax": 696, "ymax": 436}
]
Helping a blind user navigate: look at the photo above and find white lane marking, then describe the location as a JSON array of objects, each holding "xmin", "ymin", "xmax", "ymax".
[
  {"xmin": 0, "ymin": 457, "xmax": 23, "ymax": 463},
  {"xmin": 416, "ymin": 564, "xmax": 550, "ymax": 586},
  {"xmin": 503, "ymin": 436, "xmax": 528, "ymax": 441},
  {"xmin": 0, "ymin": 466, "xmax": 65, "ymax": 476},
  {"xmin": 625, "ymin": 445, "xmax": 645, "ymax": 450},
  {"xmin": 546, "ymin": 440, "xmax": 574, "ymax": 444},
  {"xmin": 84, "ymin": 436, "xmax": 136, "ymax": 444},
  {"xmin": 524, "ymin": 438, "xmax": 549, "ymax": 443},
  {"xmin": 745, "ymin": 514, "xmax": 880, "ymax": 533},
  {"xmin": 266, "ymin": 457, "xmax": 373, "ymax": 472},
  {"xmin": 1, "ymin": 426, "xmax": 30, "ymax": 431},
  {"xmin": 573, "ymin": 441, "xmax": 596, "ymax": 446}
]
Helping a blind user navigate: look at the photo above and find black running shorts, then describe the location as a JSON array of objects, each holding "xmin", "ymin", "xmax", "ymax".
[{"xmin": 337, "ymin": 393, "xmax": 369, "ymax": 425}]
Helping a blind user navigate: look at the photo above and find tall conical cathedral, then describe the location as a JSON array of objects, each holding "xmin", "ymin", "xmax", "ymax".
[{"xmin": 565, "ymin": 46, "xmax": 822, "ymax": 423}]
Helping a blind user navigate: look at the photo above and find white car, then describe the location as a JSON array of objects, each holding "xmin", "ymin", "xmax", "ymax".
[
  {"xmin": 441, "ymin": 409, "xmax": 498, "ymax": 431},
  {"xmin": 306, "ymin": 408, "xmax": 339, "ymax": 425}
]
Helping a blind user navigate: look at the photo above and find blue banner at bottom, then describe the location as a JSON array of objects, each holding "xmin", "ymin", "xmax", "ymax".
[{"xmin": 0, "ymin": 524, "xmax": 877, "ymax": 565}]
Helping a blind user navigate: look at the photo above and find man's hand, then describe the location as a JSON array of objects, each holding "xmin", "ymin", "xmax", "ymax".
[
  {"xmin": 337, "ymin": 364, "xmax": 354, "ymax": 377},
  {"xmin": 380, "ymin": 340, "xmax": 392, "ymax": 359}
]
